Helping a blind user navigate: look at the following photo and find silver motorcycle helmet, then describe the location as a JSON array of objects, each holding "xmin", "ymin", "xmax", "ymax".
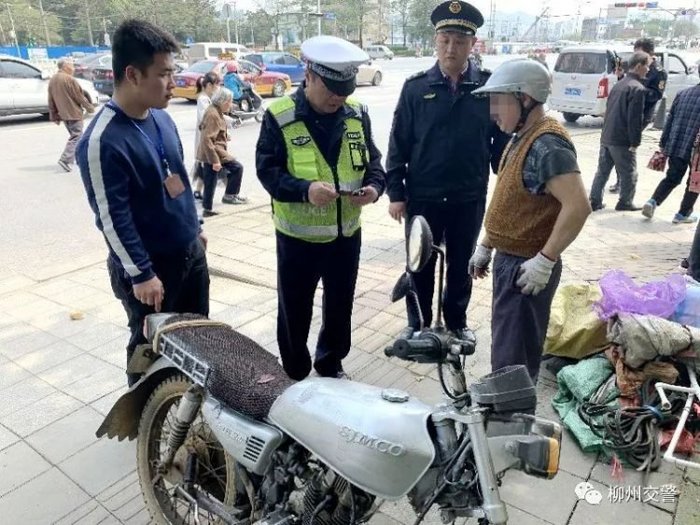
[
  {"xmin": 472, "ymin": 58, "xmax": 551, "ymax": 103},
  {"xmin": 473, "ymin": 58, "xmax": 551, "ymax": 132}
]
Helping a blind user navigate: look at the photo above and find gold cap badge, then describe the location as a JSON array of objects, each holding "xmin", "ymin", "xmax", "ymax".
[{"xmin": 449, "ymin": 1, "xmax": 462, "ymax": 14}]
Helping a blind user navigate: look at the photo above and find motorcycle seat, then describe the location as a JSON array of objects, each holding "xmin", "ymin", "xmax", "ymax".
[{"xmin": 157, "ymin": 314, "xmax": 295, "ymax": 420}]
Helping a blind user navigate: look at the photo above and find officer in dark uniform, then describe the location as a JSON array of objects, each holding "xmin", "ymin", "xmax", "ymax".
[
  {"xmin": 610, "ymin": 37, "xmax": 667, "ymax": 193},
  {"xmin": 386, "ymin": 0, "xmax": 510, "ymax": 341}
]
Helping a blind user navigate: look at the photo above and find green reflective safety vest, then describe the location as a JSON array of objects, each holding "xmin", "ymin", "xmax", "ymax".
[{"xmin": 268, "ymin": 96, "xmax": 367, "ymax": 243}]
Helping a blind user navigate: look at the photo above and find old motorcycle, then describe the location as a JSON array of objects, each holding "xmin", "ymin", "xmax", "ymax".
[{"xmin": 96, "ymin": 216, "xmax": 563, "ymax": 525}]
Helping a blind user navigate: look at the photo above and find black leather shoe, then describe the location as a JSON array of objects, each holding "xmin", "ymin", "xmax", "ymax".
[
  {"xmin": 451, "ymin": 328, "xmax": 476, "ymax": 345},
  {"xmin": 397, "ymin": 326, "xmax": 417, "ymax": 340},
  {"xmin": 590, "ymin": 201, "xmax": 606, "ymax": 211},
  {"xmin": 202, "ymin": 209, "xmax": 219, "ymax": 217},
  {"xmin": 615, "ymin": 202, "xmax": 642, "ymax": 212}
]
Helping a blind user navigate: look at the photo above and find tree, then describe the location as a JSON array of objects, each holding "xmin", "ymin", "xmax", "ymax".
[
  {"xmin": 673, "ymin": 19, "xmax": 699, "ymax": 39},
  {"xmin": 390, "ymin": 0, "xmax": 409, "ymax": 46},
  {"xmin": 407, "ymin": 0, "xmax": 440, "ymax": 47}
]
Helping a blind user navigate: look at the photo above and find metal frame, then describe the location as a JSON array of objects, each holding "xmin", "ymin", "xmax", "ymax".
[
  {"xmin": 655, "ymin": 362, "xmax": 700, "ymax": 470},
  {"xmin": 158, "ymin": 335, "xmax": 211, "ymax": 388}
]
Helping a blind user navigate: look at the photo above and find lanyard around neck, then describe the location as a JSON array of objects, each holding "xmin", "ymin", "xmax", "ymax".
[{"xmin": 107, "ymin": 101, "xmax": 170, "ymax": 173}]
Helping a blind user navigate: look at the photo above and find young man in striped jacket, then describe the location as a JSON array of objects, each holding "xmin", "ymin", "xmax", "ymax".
[{"xmin": 77, "ymin": 19, "xmax": 209, "ymax": 385}]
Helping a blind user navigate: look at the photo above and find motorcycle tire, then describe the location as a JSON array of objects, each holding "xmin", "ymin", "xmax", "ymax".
[{"xmin": 137, "ymin": 374, "xmax": 240, "ymax": 525}]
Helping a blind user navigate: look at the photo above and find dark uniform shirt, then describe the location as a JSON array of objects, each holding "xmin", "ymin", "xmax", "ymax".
[
  {"xmin": 386, "ymin": 60, "xmax": 510, "ymax": 203},
  {"xmin": 256, "ymin": 85, "xmax": 386, "ymax": 202},
  {"xmin": 643, "ymin": 59, "xmax": 667, "ymax": 124}
]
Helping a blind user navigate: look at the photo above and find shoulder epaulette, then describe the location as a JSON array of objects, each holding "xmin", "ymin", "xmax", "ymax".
[{"xmin": 406, "ymin": 70, "xmax": 428, "ymax": 82}]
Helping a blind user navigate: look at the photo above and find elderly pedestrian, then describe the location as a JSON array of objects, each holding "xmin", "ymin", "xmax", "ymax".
[
  {"xmin": 48, "ymin": 57, "xmax": 95, "ymax": 172},
  {"xmin": 191, "ymin": 71, "xmax": 220, "ymax": 199},
  {"xmin": 386, "ymin": 0, "xmax": 509, "ymax": 343},
  {"xmin": 470, "ymin": 59, "xmax": 591, "ymax": 382},
  {"xmin": 256, "ymin": 35, "xmax": 386, "ymax": 380},
  {"xmin": 589, "ymin": 51, "xmax": 650, "ymax": 212},
  {"xmin": 198, "ymin": 87, "xmax": 247, "ymax": 217},
  {"xmin": 642, "ymin": 77, "xmax": 700, "ymax": 223}
]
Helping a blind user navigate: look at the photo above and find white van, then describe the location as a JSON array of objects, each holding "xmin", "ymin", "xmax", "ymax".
[
  {"xmin": 364, "ymin": 45, "xmax": 394, "ymax": 60},
  {"xmin": 185, "ymin": 42, "xmax": 251, "ymax": 65},
  {"xmin": 549, "ymin": 46, "xmax": 697, "ymax": 123}
]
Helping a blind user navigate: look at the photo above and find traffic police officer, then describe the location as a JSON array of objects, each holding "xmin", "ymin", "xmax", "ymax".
[
  {"xmin": 386, "ymin": 0, "xmax": 510, "ymax": 341},
  {"xmin": 256, "ymin": 36, "xmax": 386, "ymax": 381}
]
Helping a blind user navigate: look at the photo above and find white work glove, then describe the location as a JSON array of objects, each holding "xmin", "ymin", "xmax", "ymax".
[
  {"xmin": 516, "ymin": 252, "xmax": 557, "ymax": 296},
  {"xmin": 468, "ymin": 244, "xmax": 494, "ymax": 279}
]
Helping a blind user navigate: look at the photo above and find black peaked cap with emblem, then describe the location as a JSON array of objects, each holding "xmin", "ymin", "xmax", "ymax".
[{"xmin": 431, "ymin": 1, "xmax": 484, "ymax": 36}]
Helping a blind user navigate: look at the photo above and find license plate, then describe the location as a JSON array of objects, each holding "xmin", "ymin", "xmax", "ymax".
[
  {"xmin": 565, "ymin": 87, "xmax": 582, "ymax": 96},
  {"xmin": 94, "ymin": 82, "xmax": 103, "ymax": 89},
  {"xmin": 176, "ymin": 79, "xmax": 186, "ymax": 87}
]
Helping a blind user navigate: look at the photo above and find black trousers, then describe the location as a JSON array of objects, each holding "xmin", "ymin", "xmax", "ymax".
[
  {"xmin": 651, "ymin": 155, "xmax": 698, "ymax": 217},
  {"xmin": 406, "ymin": 200, "xmax": 485, "ymax": 330},
  {"xmin": 276, "ymin": 230, "xmax": 361, "ymax": 380},
  {"xmin": 202, "ymin": 160, "xmax": 244, "ymax": 211},
  {"xmin": 490, "ymin": 252, "xmax": 562, "ymax": 383},
  {"xmin": 107, "ymin": 238, "xmax": 210, "ymax": 385}
]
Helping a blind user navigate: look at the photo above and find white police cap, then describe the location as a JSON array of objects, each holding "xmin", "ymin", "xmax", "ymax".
[{"xmin": 301, "ymin": 35, "xmax": 369, "ymax": 96}]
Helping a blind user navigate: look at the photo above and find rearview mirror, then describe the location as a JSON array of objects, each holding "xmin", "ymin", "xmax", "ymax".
[{"xmin": 407, "ymin": 216, "xmax": 433, "ymax": 273}]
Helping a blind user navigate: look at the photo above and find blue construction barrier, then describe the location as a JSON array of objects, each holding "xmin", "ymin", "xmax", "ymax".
[{"xmin": 0, "ymin": 45, "xmax": 110, "ymax": 60}]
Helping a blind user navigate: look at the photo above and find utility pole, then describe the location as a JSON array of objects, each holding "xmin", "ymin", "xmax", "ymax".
[
  {"xmin": 234, "ymin": 0, "xmax": 239, "ymax": 44},
  {"xmin": 5, "ymin": 3, "xmax": 20, "ymax": 57},
  {"xmin": 37, "ymin": 0, "xmax": 51, "ymax": 46},
  {"xmin": 317, "ymin": 0, "xmax": 321, "ymax": 35},
  {"xmin": 85, "ymin": 0, "xmax": 94, "ymax": 47}
]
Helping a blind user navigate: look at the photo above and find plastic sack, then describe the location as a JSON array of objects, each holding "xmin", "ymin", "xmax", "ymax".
[
  {"xmin": 544, "ymin": 283, "xmax": 608, "ymax": 359},
  {"xmin": 672, "ymin": 283, "xmax": 700, "ymax": 328},
  {"xmin": 594, "ymin": 270, "xmax": 687, "ymax": 320}
]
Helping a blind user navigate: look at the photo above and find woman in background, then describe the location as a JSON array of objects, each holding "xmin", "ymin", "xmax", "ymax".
[
  {"xmin": 191, "ymin": 72, "xmax": 220, "ymax": 199},
  {"xmin": 198, "ymin": 87, "xmax": 247, "ymax": 217}
]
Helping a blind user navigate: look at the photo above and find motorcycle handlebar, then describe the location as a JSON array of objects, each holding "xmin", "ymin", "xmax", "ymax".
[{"xmin": 384, "ymin": 336, "xmax": 444, "ymax": 363}]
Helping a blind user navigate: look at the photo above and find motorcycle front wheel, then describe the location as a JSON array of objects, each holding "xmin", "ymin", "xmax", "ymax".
[{"xmin": 137, "ymin": 374, "xmax": 240, "ymax": 525}]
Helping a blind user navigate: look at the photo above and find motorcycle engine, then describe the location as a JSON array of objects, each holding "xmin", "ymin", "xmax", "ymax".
[{"xmin": 301, "ymin": 468, "xmax": 374, "ymax": 525}]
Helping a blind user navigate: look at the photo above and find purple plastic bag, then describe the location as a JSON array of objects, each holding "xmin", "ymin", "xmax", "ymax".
[{"xmin": 594, "ymin": 270, "xmax": 687, "ymax": 320}]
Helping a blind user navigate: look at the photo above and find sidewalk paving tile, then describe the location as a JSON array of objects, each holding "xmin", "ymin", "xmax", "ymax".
[
  {"xmin": 0, "ymin": 424, "xmax": 19, "ymax": 452},
  {"xmin": 0, "ymin": 441, "xmax": 52, "ymax": 497},
  {"xmin": 0, "ymin": 328, "xmax": 62, "ymax": 360},
  {"xmin": 498, "ymin": 469, "xmax": 581, "ymax": 525},
  {"xmin": 0, "ymin": 360, "xmax": 31, "ymax": 389},
  {"xmin": 37, "ymin": 353, "xmax": 123, "ymax": 404},
  {"xmin": 91, "ymin": 387, "xmax": 127, "ymax": 417},
  {"xmin": 65, "ymin": 322, "xmax": 130, "ymax": 352},
  {"xmin": 54, "ymin": 500, "xmax": 115, "ymax": 525},
  {"xmin": 59, "ymin": 438, "xmax": 136, "ymax": 497},
  {"xmin": 13, "ymin": 339, "xmax": 85, "ymax": 374},
  {"xmin": 27, "ymin": 406, "xmax": 106, "ymax": 464},
  {"xmin": 0, "ymin": 376, "xmax": 56, "ymax": 417},
  {"xmin": 0, "ymin": 467, "xmax": 91, "ymax": 524},
  {"xmin": 0, "ymin": 390, "xmax": 84, "ymax": 438}
]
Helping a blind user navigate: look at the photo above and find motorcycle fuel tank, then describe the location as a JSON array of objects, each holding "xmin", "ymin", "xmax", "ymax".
[{"xmin": 268, "ymin": 378, "xmax": 435, "ymax": 500}]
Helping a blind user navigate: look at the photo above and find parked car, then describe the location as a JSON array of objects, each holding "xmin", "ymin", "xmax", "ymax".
[
  {"xmin": 0, "ymin": 54, "xmax": 99, "ymax": 118},
  {"xmin": 73, "ymin": 53, "xmax": 111, "ymax": 81},
  {"xmin": 364, "ymin": 45, "xmax": 394, "ymax": 60},
  {"xmin": 357, "ymin": 62, "xmax": 383, "ymax": 87},
  {"xmin": 172, "ymin": 59, "xmax": 291, "ymax": 100},
  {"xmin": 185, "ymin": 42, "xmax": 251, "ymax": 65},
  {"xmin": 242, "ymin": 52, "xmax": 306, "ymax": 84},
  {"xmin": 549, "ymin": 45, "xmax": 698, "ymax": 123},
  {"xmin": 91, "ymin": 55, "xmax": 114, "ymax": 96}
]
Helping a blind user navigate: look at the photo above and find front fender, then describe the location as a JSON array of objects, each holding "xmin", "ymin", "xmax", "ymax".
[{"xmin": 95, "ymin": 358, "xmax": 179, "ymax": 441}]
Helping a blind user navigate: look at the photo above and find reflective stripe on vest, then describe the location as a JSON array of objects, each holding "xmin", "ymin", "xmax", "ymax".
[{"xmin": 268, "ymin": 96, "xmax": 366, "ymax": 243}]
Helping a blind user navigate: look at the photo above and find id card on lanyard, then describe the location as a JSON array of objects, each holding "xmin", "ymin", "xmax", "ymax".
[{"xmin": 107, "ymin": 102, "xmax": 186, "ymax": 199}]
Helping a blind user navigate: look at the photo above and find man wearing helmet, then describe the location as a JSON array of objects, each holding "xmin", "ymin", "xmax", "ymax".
[{"xmin": 469, "ymin": 59, "xmax": 592, "ymax": 382}]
